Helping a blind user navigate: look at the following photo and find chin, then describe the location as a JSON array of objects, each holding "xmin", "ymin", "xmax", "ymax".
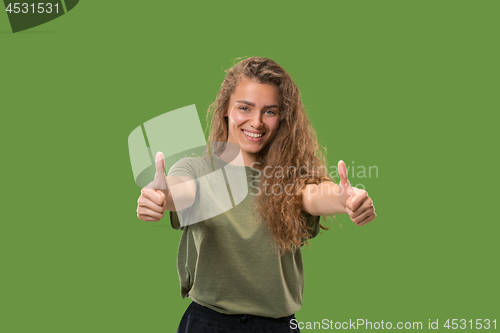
[
  {"xmin": 243, "ymin": 147, "xmax": 261, "ymax": 154},
  {"xmin": 241, "ymin": 144, "xmax": 263, "ymax": 154}
]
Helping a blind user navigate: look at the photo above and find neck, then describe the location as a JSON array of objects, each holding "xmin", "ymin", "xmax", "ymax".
[
  {"xmin": 217, "ymin": 144, "xmax": 259, "ymax": 168},
  {"xmin": 241, "ymin": 151, "xmax": 259, "ymax": 168}
]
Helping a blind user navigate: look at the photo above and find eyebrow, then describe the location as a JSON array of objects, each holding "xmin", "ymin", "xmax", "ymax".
[{"xmin": 236, "ymin": 100, "xmax": 279, "ymax": 109}]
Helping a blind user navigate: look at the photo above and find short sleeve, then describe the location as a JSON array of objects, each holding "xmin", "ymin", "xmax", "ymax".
[
  {"xmin": 305, "ymin": 212, "xmax": 321, "ymax": 239},
  {"xmin": 169, "ymin": 211, "xmax": 182, "ymax": 230},
  {"xmin": 167, "ymin": 157, "xmax": 196, "ymax": 179}
]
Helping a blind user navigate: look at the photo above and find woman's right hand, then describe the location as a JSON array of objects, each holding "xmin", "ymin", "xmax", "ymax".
[
  {"xmin": 137, "ymin": 152, "xmax": 170, "ymax": 221},
  {"xmin": 137, "ymin": 188, "xmax": 167, "ymax": 221}
]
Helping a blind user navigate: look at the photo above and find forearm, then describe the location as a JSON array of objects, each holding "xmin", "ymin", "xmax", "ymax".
[{"xmin": 302, "ymin": 181, "xmax": 347, "ymax": 216}]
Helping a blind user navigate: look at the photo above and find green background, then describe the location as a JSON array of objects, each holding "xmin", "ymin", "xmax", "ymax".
[{"xmin": 1, "ymin": 1, "xmax": 498, "ymax": 332}]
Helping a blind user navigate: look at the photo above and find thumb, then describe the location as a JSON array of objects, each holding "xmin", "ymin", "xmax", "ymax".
[
  {"xmin": 153, "ymin": 152, "xmax": 168, "ymax": 192},
  {"xmin": 157, "ymin": 189, "xmax": 166, "ymax": 203},
  {"xmin": 337, "ymin": 160, "xmax": 353, "ymax": 206}
]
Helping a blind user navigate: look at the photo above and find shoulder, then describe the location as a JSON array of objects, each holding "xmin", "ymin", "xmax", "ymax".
[{"xmin": 167, "ymin": 156, "xmax": 214, "ymax": 178}]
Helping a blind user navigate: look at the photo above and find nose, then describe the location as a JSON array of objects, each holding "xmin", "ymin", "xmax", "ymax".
[{"xmin": 249, "ymin": 112, "xmax": 263, "ymax": 129}]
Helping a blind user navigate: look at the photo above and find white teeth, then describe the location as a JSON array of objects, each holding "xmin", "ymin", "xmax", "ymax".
[{"xmin": 243, "ymin": 130, "xmax": 263, "ymax": 138}]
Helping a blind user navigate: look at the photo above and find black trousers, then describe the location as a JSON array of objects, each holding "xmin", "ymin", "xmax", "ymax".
[{"xmin": 177, "ymin": 301, "xmax": 301, "ymax": 333}]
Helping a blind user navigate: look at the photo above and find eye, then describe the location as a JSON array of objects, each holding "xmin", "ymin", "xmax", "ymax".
[
  {"xmin": 265, "ymin": 110, "xmax": 277, "ymax": 115},
  {"xmin": 239, "ymin": 106, "xmax": 250, "ymax": 111}
]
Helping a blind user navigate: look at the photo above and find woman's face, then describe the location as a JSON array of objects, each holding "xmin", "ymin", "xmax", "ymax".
[{"xmin": 225, "ymin": 77, "xmax": 280, "ymax": 165}]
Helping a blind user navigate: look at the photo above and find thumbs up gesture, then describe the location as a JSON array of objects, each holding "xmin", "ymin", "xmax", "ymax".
[
  {"xmin": 137, "ymin": 152, "xmax": 170, "ymax": 221},
  {"xmin": 338, "ymin": 160, "xmax": 376, "ymax": 227},
  {"xmin": 149, "ymin": 152, "xmax": 170, "ymax": 195}
]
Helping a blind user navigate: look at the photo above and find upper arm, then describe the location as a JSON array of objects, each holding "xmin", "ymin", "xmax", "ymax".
[
  {"xmin": 165, "ymin": 157, "xmax": 200, "ymax": 212},
  {"xmin": 302, "ymin": 183, "xmax": 321, "ymax": 216}
]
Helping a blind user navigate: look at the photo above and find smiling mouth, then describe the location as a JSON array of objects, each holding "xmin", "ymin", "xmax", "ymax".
[{"xmin": 242, "ymin": 130, "xmax": 264, "ymax": 138}]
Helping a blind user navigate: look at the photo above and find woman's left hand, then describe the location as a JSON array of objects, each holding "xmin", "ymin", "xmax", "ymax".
[{"xmin": 337, "ymin": 160, "xmax": 377, "ymax": 227}]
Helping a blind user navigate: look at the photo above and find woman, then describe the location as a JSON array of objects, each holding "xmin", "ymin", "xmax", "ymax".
[{"xmin": 137, "ymin": 57, "xmax": 376, "ymax": 332}]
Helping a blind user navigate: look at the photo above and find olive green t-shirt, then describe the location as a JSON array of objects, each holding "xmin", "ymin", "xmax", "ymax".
[{"xmin": 167, "ymin": 154, "xmax": 321, "ymax": 318}]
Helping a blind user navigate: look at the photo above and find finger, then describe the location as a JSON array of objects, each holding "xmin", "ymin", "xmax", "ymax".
[
  {"xmin": 337, "ymin": 160, "xmax": 353, "ymax": 205},
  {"xmin": 155, "ymin": 151, "xmax": 165, "ymax": 174},
  {"xmin": 349, "ymin": 198, "xmax": 374, "ymax": 219},
  {"xmin": 140, "ymin": 189, "xmax": 164, "ymax": 207},
  {"xmin": 137, "ymin": 206, "xmax": 164, "ymax": 220},
  {"xmin": 347, "ymin": 189, "xmax": 369, "ymax": 211},
  {"xmin": 137, "ymin": 213, "xmax": 162, "ymax": 221},
  {"xmin": 138, "ymin": 193, "xmax": 165, "ymax": 214},
  {"xmin": 338, "ymin": 160, "xmax": 350, "ymax": 186},
  {"xmin": 154, "ymin": 152, "xmax": 167, "ymax": 191},
  {"xmin": 357, "ymin": 213, "xmax": 377, "ymax": 227},
  {"xmin": 351, "ymin": 207, "xmax": 375, "ymax": 225},
  {"xmin": 345, "ymin": 204, "xmax": 371, "ymax": 217},
  {"xmin": 345, "ymin": 206, "xmax": 354, "ymax": 218}
]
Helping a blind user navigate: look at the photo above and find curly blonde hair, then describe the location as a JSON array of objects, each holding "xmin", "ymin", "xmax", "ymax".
[{"xmin": 206, "ymin": 56, "xmax": 332, "ymax": 255}]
